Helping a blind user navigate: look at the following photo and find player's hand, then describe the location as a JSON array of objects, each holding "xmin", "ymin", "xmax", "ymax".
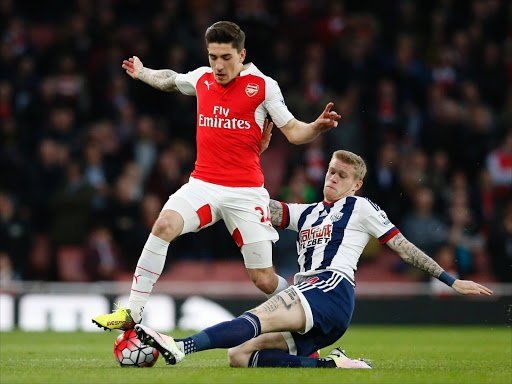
[
  {"xmin": 313, "ymin": 102, "xmax": 341, "ymax": 133},
  {"xmin": 452, "ymin": 279, "xmax": 493, "ymax": 296},
  {"xmin": 259, "ymin": 119, "xmax": 273, "ymax": 154},
  {"xmin": 122, "ymin": 56, "xmax": 144, "ymax": 80}
]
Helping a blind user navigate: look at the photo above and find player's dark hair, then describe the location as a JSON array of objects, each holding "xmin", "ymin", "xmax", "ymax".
[{"xmin": 205, "ymin": 21, "xmax": 245, "ymax": 52}]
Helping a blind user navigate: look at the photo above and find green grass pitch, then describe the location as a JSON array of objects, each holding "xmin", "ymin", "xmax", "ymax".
[{"xmin": 1, "ymin": 326, "xmax": 510, "ymax": 384}]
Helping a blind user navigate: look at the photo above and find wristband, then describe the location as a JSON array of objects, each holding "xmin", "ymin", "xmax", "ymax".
[{"xmin": 439, "ymin": 271, "xmax": 456, "ymax": 287}]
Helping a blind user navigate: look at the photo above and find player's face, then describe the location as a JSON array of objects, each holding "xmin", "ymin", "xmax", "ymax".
[
  {"xmin": 323, "ymin": 158, "xmax": 363, "ymax": 203},
  {"xmin": 207, "ymin": 43, "xmax": 246, "ymax": 86}
]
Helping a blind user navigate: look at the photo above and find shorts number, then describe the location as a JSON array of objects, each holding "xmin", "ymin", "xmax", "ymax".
[{"xmin": 255, "ymin": 206, "xmax": 271, "ymax": 224}]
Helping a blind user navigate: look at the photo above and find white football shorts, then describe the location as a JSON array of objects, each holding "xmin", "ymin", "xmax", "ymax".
[{"xmin": 162, "ymin": 177, "xmax": 279, "ymax": 261}]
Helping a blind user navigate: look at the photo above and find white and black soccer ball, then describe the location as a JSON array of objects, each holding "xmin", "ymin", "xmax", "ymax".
[{"xmin": 114, "ymin": 329, "xmax": 159, "ymax": 367}]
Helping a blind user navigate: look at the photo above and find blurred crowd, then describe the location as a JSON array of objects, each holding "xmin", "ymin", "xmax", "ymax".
[{"xmin": 0, "ymin": 0, "xmax": 511, "ymax": 286}]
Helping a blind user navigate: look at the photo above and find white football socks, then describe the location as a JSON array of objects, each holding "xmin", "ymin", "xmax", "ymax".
[
  {"xmin": 128, "ymin": 233, "xmax": 169, "ymax": 323},
  {"xmin": 265, "ymin": 274, "xmax": 289, "ymax": 299}
]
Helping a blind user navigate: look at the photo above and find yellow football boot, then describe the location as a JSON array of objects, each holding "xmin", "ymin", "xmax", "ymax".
[{"xmin": 92, "ymin": 304, "xmax": 136, "ymax": 331}]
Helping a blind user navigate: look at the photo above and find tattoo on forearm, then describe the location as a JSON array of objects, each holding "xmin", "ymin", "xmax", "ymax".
[
  {"xmin": 392, "ymin": 233, "xmax": 406, "ymax": 248},
  {"xmin": 389, "ymin": 233, "xmax": 443, "ymax": 277},
  {"xmin": 269, "ymin": 199, "xmax": 283, "ymax": 227},
  {"xmin": 249, "ymin": 288, "xmax": 299, "ymax": 315},
  {"xmin": 138, "ymin": 68, "xmax": 178, "ymax": 92}
]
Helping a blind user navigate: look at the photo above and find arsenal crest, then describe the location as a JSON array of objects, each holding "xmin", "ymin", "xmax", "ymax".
[{"xmin": 245, "ymin": 83, "xmax": 259, "ymax": 97}]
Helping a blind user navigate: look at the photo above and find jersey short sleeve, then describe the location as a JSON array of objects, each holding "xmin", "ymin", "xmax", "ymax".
[
  {"xmin": 175, "ymin": 67, "xmax": 211, "ymax": 96},
  {"xmin": 359, "ymin": 198, "xmax": 400, "ymax": 244},
  {"xmin": 264, "ymin": 78, "xmax": 294, "ymax": 128},
  {"xmin": 277, "ymin": 202, "xmax": 314, "ymax": 232}
]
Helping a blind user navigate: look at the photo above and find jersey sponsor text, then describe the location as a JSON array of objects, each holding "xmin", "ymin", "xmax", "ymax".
[
  {"xmin": 299, "ymin": 224, "xmax": 333, "ymax": 250},
  {"xmin": 198, "ymin": 105, "xmax": 251, "ymax": 129}
]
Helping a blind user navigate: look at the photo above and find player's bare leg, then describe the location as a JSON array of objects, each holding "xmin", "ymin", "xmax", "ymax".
[
  {"xmin": 133, "ymin": 288, "xmax": 301, "ymax": 366},
  {"xmin": 248, "ymin": 288, "xmax": 307, "ymax": 333},
  {"xmin": 228, "ymin": 333, "xmax": 288, "ymax": 367},
  {"xmin": 228, "ymin": 330, "xmax": 371, "ymax": 368},
  {"xmin": 246, "ymin": 267, "xmax": 279, "ymax": 295},
  {"xmin": 242, "ymin": 241, "xmax": 289, "ymax": 298}
]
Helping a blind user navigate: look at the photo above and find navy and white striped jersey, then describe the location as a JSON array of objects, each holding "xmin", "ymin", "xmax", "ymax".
[{"xmin": 277, "ymin": 196, "xmax": 400, "ymax": 286}]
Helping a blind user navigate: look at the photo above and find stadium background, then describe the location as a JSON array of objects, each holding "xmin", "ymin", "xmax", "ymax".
[{"xmin": 0, "ymin": 0, "xmax": 511, "ymax": 330}]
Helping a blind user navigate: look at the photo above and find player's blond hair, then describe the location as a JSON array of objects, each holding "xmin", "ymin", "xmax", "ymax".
[{"xmin": 331, "ymin": 150, "xmax": 367, "ymax": 180}]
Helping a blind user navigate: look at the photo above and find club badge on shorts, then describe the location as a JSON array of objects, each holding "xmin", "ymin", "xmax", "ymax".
[{"xmin": 245, "ymin": 83, "xmax": 259, "ymax": 97}]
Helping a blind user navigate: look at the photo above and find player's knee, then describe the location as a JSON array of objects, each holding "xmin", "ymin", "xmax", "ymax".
[
  {"xmin": 152, "ymin": 210, "xmax": 183, "ymax": 240},
  {"xmin": 250, "ymin": 272, "xmax": 277, "ymax": 294},
  {"xmin": 227, "ymin": 347, "xmax": 248, "ymax": 367}
]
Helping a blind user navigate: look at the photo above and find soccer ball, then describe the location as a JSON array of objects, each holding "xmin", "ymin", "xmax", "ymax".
[{"xmin": 114, "ymin": 329, "xmax": 159, "ymax": 367}]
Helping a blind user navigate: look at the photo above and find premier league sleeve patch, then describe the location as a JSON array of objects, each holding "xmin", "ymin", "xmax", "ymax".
[{"xmin": 378, "ymin": 211, "xmax": 390, "ymax": 225}]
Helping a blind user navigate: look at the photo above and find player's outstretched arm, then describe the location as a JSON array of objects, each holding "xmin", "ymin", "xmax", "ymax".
[
  {"xmin": 269, "ymin": 199, "xmax": 284, "ymax": 227},
  {"xmin": 122, "ymin": 56, "xmax": 179, "ymax": 92},
  {"xmin": 386, "ymin": 233, "xmax": 443, "ymax": 276},
  {"xmin": 280, "ymin": 102, "xmax": 341, "ymax": 145},
  {"xmin": 386, "ymin": 233, "xmax": 493, "ymax": 296}
]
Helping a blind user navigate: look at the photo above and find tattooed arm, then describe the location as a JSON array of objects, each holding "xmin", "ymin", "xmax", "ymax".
[
  {"xmin": 269, "ymin": 199, "xmax": 283, "ymax": 227},
  {"xmin": 386, "ymin": 233, "xmax": 493, "ymax": 296},
  {"xmin": 138, "ymin": 68, "xmax": 178, "ymax": 92},
  {"xmin": 122, "ymin": 56, "xmax": 179, "ymax": 92},
  {"xmin": 386, "ymin": 233, "xmax": 443, "ymax": 277}
]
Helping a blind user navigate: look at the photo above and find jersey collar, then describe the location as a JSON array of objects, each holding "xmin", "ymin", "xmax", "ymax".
[
  {"xmin": 240, "ymin": 62, "xmax": 256, "ymax": 77},
  {"xmin": 322, "ymin": 196, "xmax": 348, "ymax": 207}
]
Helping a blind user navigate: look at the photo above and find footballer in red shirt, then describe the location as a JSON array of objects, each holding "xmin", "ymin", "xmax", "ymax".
[{"xmin": 92, "ymin": 21, "xmax": 341, "ymax": 331}]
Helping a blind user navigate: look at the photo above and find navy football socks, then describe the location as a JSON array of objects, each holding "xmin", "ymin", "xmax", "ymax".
[
  {"xmin": 248, "ymin": 349, "xmax": 336, "ymax": 368},
  {"xmin": 175, "ymin": 312, "xmax": 261, "ymax": 355}
]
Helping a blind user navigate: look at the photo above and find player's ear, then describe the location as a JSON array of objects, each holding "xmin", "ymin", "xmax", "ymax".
[
  {"xmin": 239, "ymin": 48, "xmax": 246, "ymax": 63},
  {"xmin": 354, "ymin": 179, "xmax": 363, "ymax": 192}
]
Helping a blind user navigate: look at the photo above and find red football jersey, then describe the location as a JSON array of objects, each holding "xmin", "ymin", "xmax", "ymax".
[{"xmin": 175, "ymin": 64, "xmax": 294, "ymax": 187}]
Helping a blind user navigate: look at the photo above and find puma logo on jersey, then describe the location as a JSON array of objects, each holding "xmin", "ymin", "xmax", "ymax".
[{"xmin": 204, "ymin": 80, "xmax": 214, "ymax": 90}]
